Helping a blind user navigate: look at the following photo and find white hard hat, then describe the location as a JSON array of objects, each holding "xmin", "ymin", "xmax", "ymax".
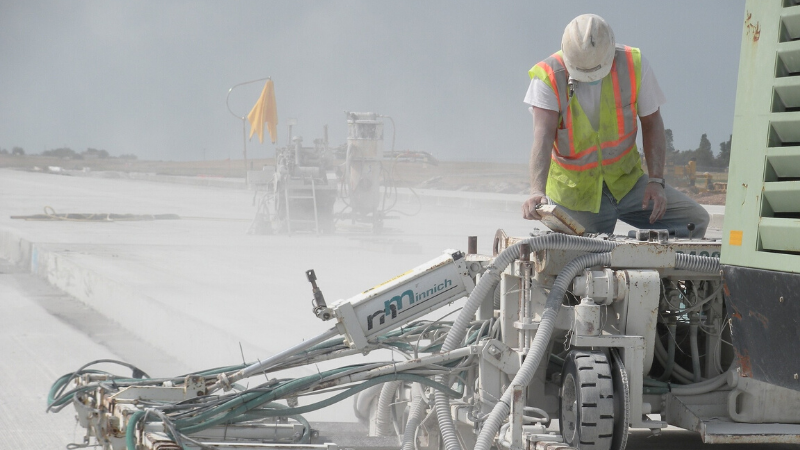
[{"xmin": 561, "ymin": 14, "xmax": 616, "ymax": 82}]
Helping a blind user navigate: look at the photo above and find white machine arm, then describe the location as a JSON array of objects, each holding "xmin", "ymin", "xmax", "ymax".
[
  {"xmin": 212, "ymin": 250, "xmax": 476, "ymax": 391},
  {"xmin": 331, "ymin": 249, "xmax": 476, "ymax": 350}
]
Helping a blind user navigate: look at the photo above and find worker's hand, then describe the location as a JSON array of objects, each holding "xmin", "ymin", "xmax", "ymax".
[
  {"xmin": 522, "ymin": 193, "xmax": 548, "ymax": 220},
  {"xmin": 642, "ymin": 183, "xmax": 667, "ymax": 224}
]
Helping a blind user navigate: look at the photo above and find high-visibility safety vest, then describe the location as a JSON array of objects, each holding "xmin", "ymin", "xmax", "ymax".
[{"xmin": 529, "ymin": 46, "xmax": 643, "ymax": 213}]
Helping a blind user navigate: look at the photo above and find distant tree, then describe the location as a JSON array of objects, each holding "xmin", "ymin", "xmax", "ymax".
[
  {"xmin": 0, "ymin": 148, "xmax": 8, "ymax": 155},
  {"xmin": 664, "ymin": 128, "xmax": 680, "ymax": 165},
  {"xmin": 694, "ymin": 133, "xmax": 715, "ymax": 168},
  {"xmin": 717, "ymin": 135, "xmax": 732, "ymax": 168},
  {"xmin": 42, "ymin": 147, "xmax": 77, "ymax": 158},
  {"xmin": 83, "ymin": 148, "xmax": 109, "ymax": 158},
  {"xmin": 119, "ymin": 154, "xmax": 138, "ymax": 160},
  {"xmin": 11, "ymin": 147, "xmax": 25, "ymax": 156},
  {"xmin": 665, "ymin": 129, "xmax": 675, "ymax": 153}
]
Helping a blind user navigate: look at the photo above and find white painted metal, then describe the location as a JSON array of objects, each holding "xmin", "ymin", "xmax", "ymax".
[
  {"xmin": 619, "ymin": 270, "xmax": 661, "ymax": 375},
  {"xmin": 574, "ymin": 299, "xmax": 602, "ymax": 336},
  {"xmin": 331, "ymin": 250, "xmax": 475, "ymax": 350},
  {"xmin": 728, "ymin": 373, "xmax": 800, "ymax": 423}
]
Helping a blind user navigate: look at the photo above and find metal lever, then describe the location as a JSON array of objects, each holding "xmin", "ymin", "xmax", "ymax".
[{"xmin": 307, "ymin": 269, "xmax": 332, "ymax": 320}]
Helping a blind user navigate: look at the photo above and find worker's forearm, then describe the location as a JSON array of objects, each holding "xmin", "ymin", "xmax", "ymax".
[
  {"xmin": 529, "ymin": 139, "xmax": 551, "ymax": 195},
  {"xmin": 529, "ymin": 108, "xmax": 559, "ymax": 195},
  {"xmin": 640, "ymin": 110, "xmax": 666, "ymax": 178}
]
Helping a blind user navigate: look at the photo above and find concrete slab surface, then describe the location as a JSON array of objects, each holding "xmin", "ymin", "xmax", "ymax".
[
  {"xmin": 0, "ymin": 168, "xmax": 745, "ymax": 449},
  {"xmin": 0, "ymin": 264, "xmax": 186, "ymax": 449}
]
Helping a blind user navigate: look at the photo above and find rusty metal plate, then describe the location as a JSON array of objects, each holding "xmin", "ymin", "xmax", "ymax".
[{"xmin": 723, "ymin": 264, "xmax": 800, "ymax": 391}]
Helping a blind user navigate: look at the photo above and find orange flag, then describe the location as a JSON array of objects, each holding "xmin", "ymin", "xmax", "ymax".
[{"xmin": 247, "ymin": 79, "xmax": 278, "ymax": 143}]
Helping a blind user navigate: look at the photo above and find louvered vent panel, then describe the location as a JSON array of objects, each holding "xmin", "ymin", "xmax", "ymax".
[{"xmin": 760, "ymin": 7, "xmax": 800, "ymax": 254}]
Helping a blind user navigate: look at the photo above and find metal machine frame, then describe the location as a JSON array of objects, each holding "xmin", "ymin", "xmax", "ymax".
[{"xmin": 49, "ymin": 2, "xmax": 800, "ymax": 449}]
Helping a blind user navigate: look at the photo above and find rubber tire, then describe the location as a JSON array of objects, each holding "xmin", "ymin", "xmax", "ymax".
[
  {"xmin": 560, "ymin": 350, "xmax": 615, "ymax": 450},
  {"xmin": 609, "ymin": 348, "xmax": 630, "ymax": 450}
]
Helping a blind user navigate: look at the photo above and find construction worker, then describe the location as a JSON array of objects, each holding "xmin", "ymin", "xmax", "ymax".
[{"xmin": 522, "ymin": 14, "xmax": 709, "ymax": 238}]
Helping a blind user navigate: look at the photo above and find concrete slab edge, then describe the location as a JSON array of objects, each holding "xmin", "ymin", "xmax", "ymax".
[
  {"xmin": 56, "ymin": 168, "xmax": 529, "ymax": 212},
  {"xmin": 63, "ymin": 169, "xmax": 247, "ymax": 190},
  {"xmin": 0, "ymin": 227, "xmax": 269, "ymax": 371},
  {"xmin": 55, "ymin": 170, "xmax": 726, "ymax": 216},
  {"xmin": 0, "ymin": 227, "xmax": 33, "ymax": 267},
  {"xmin": 394, "ymin": 188, "xmax": 527, "ymax": 213}
]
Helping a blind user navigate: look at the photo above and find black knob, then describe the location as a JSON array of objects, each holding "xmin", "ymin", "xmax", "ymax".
[{"xmin": 687, "ymin": 223, "xmax": 696, "ymax": 232}]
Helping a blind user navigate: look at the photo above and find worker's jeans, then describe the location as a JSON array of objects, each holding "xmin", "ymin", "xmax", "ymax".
[{"xmin": 551, "ymin": 175, "xmax": 710, "ymax": 238}]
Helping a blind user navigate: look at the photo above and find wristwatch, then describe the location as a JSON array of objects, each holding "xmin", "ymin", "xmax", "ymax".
[{"xmin": 648, "ymin": 177, "xmax": 666, "ymax": 188}]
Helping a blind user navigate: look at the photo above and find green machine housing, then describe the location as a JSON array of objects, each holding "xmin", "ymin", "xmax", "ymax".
[{"xmin": 721, "ymin": 0, "xmax": 800, "ymax": 390}]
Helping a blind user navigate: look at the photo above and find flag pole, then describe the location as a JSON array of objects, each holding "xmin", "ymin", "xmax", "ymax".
[{"xmin": 226, "ymin": 76, "xmax": 271, "ymax": 174}]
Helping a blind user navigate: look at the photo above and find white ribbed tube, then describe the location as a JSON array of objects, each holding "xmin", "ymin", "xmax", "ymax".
[
  {"xmin": 401, "ymin": 394, "xmax": 426, "ymax": 450},
  {"xmin": 473, "ymin": 252, "xmax": 612, "ymax": 450},
  {"xmin": 376, "ymin": 381, "xmax": 402, "ymax": 436},
  {"xmin": 432, "ymin": 235, "xmax": 616, "ymax": 450}
]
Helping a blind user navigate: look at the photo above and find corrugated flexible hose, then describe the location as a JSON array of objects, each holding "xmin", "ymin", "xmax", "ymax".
[
  {"xmin": 474, "ymin": 252, "xmax": 612, "ymax": 450},
  {"xmin": 401, "ymin": 394, "xmax": 426, "ymax": 450},
  {"xmin": 473, "ymin": 252, "xmax": 722, "ymax": 450},
  {"xmin": 426, "ymin": 239, "xmax": 719, "ymax": 450},
  {"xmin": 429, "ymin": 234, "xmax": 617, "ymax": 450},
  {"xmin": 376, "ymin": 381, "xmax": 403, "ymax": 436}
]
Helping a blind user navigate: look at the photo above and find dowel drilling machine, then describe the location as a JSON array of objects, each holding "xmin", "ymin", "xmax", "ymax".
[{"xmin": 50, "ymin": 2, "xmax": 800, "ymax": 449}]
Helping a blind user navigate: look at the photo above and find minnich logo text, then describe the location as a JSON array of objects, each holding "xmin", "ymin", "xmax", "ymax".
[{"xmin": 366, "ymin": 278, "xmax": 453, "ymax": 330}]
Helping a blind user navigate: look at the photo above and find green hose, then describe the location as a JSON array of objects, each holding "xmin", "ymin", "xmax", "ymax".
[
  {"xmin": 174, "ymin": 365, "xmax": 358, "ymax": 432},
  {"xmin": 239, "ymin": 373, "xmax": 461, "ymax": 417},
  {"xmin": 549, "ymin": 354, "xmax": 565, "ymax": 366},
  {"xmin": 62, "ymin": 322, "xmax": 469, "ymax": 449},
  {"xmin": 643, "ymin": 378, "xmax": 669, "ymax": 387},
  {"xmin": 126, "ymin": 410, "xmax": 146, "ymax": 450},
  {"xmin": 643, "ymin": 386, "xmax": 670, "ymax": 395},
  {"xmin": 125, "ymin": 371, "xmax": 461, "ymax": 448},
  {"xmin": 226, "ymin": 402, "xmax": 311, "ymax": 443}
]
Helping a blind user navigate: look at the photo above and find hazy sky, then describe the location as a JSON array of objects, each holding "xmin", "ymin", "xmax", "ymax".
[{"xmin": 0, "ymin": 1, "xmax": 745, "ymax": 162}]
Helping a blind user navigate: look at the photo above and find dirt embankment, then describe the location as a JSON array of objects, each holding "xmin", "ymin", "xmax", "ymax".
[{"xmin": 1, "ymin": 156, "xmax": 727, "ymax": 205}]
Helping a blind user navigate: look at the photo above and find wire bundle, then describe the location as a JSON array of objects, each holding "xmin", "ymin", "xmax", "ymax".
[{"xmin": 48, "ymin": 320, "xmax": 489, "ymax": 450}]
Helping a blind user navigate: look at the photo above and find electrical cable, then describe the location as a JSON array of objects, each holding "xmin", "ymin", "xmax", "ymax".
[
  {"xmin": 689, "ymin": 313, "xmax": 702, "ymax": 382},
  {"xmin": 657, "ymin": 320, "xmax": 677, "ymax": 382},
  {"xmin": 653, "ymin": 332, "xmax": 700, "ymax": 384}
]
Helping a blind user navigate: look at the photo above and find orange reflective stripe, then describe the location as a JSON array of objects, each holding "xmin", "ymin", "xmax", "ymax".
[
  {"xmin": 610, "ymin": 60, "xmax": 626, "ymax": 136},
  {"xmin": 625, "ymin": 46, "xmax": 637, "ymax": 105},
  {"xmin": 551, "ymin": 153, "xmax": 599, "ymax": 171},
  {"xmin": 600, "ymin": 129, "xmax": 637, "ymax": 149},
  {"xmin": 601, "ymin": 145, "xmax": 635, "ymax": 166},
  {"xmin": 553, "ymin": 53, "xmax": 565, "ymax": 69},
  {"xmin": 536, "ymin": 61, "xmax": 561, "ymax": 111}
]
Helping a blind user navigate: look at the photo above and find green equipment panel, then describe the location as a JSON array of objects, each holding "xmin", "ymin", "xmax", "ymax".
[{"xmin": 722, "ymin": 0, "xmax": 800, "ymax": 271}]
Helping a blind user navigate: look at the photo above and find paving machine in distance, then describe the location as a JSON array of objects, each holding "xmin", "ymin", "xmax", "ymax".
[
  {"xmin": 50, "ymin": 2, "xmax": 800, "ymax": 449},
  {"xmin": 247, "ymin": 121, "xmax": 337, "ymax": 234},
  {"xmin": 248, "ymin": 112, "xmax": 401, "ymax": 234}
]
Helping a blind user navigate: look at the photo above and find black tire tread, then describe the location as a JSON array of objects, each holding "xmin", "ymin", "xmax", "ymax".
[{"xmin": 566, "ymin": 350, "xmax": 615, "ymax": 450}]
